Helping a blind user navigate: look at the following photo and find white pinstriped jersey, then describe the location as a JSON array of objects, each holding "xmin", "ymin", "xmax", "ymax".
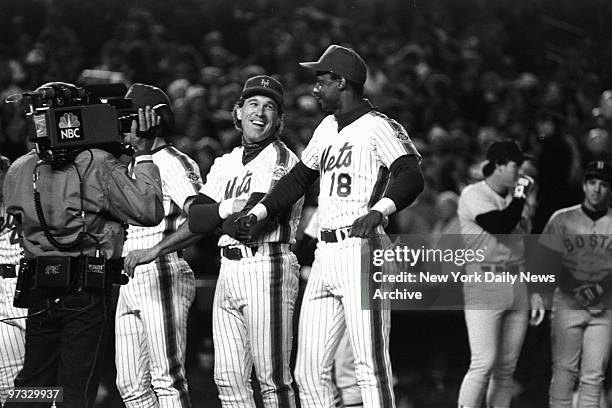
[
  {"xmin": 539, "ymin": 205, "xmax": 612, "ymax": 282},
  {"xmin": 458, "ymin": 181, "xmax": 530, "ymax": 263},
  {"xmin": 301, "ymin": 111, "xmax": 420, "ymax": 230},
  {"xmin": 200, "ymin": 139, "xmax": 302, "ymax": 246},
  {"xmin": 123, "ymin": 145, "xmax": 203, "ymax": 254},
  {"xmin": 0, "ymin": 207, "xmax": 21, "ymax": 265}
]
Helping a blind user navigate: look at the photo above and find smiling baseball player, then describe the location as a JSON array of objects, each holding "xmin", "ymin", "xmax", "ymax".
[
  {"xmin": 188, "ymin": 75, "xmax": 303, "ymax": 408},
  {"xmin": 0, "ymin": 155, "xmax": 24, "ymax": 405},
  {"xmin": 538, "ymin": 160, "xmax": 612, "ymax": 408},
  {"xmin": 237, "ymin": 45, "xmax": 424, "ymax": 408}
]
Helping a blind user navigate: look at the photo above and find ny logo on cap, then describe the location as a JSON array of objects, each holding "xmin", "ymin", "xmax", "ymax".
[
  {"xmin": 597, "ymin": 161, "xmax": 605, "ymax": 169},
  {"xmin": 260, "ymin": 79, "xmax": 270, "ymax": 87}
]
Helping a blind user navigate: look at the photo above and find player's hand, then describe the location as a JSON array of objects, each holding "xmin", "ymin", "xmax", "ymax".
[
  {"xmin": 233, "ymin": 214, "xmax": 257, "ymax": 242},
  {"xmin": 513, "ymin": 175, "xmax": 534, "ymax": 199},
  {"xmin": 349, "ymin": 210, "xmax": 383, "ymax": 238},
  {"xmin": 573, "ymin": 283, "xmax": 604, "ymax": 307},
  {"xmin": 124, "ymin": 247, "xmax": 160, "ymax": 277},
  {"xmin": 529, "ymin": 292, "xmax": 545, "ymax": 326}
]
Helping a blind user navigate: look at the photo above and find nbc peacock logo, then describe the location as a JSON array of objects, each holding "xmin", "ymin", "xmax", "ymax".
[{"xmin": 56, "ymin": 111, "xmax": 83, "ymax": 142}]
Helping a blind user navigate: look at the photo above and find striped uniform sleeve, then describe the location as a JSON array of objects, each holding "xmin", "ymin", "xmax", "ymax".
[
  {"xmin": 162, "ymin": 147, "xmax": 204, "ymax": 212},
  {"xmin": 253, "ymin": 142, "xmax": 297, "ymax": 193},
  {"xmin": 300, "ymin": 120, "xmax": 326, "ymax": 170},
  {"xmin": 199, "ymin": 154, "xmax": 229, "ymax": 203},
  {"xmin": 370, "ymin": 112, "xmax": 421, "ymax": 168}
]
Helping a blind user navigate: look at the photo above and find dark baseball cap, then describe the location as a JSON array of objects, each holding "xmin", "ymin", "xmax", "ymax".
[
  {"xmin": 486, "ymin": 140, "xmax": 528, "ymax": 164},
  {"xmin": 299, "ymin": 45, "xmax": 368, "ymax": 86},
  {"xmin": 125, "ymin": 83, "xmax": 171, "ymax": 110},
  {"xmin": 241, "ymin": 75, "xmax": 284, "ymax": 110},
  {"xmin": 585, "ymin": 160, "xmax": 612, "ymax": 182}
]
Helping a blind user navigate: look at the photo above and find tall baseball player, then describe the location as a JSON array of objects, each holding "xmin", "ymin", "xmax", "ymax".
[
  {"xmin": 295, "ymin": 208, "xmax": 363, "ymax": 408},
  {"xmin": 456, "ymin": 140, "xmax": 545, "ymax": 408},
  {"xmin": 0, "ymin": 155, "xmax": 25, "ymax": 405},
  {"xmin": 187, "ymin": 75, "xmax": 303, "ymax": 407},
  {"xmin": 537, "ymin": 160, "xmax": 612, "ymax": 408},
  {"xmin": 236, "ymin": 45, "xmax": 424, "ymax": 408},
  {"xmin": 114, "ymin": 84, "xmax": 201, "ymax": 408}
]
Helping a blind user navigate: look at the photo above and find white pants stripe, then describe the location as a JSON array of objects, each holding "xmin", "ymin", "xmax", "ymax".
[
  {"xmin": 115, "ymin": 255, "xmax": 195, "ymax": 408},
  {"xmin": 0, "ymin": 277, "xmax": 26, "ymax": 404},
  {"xmin": 213, "ymin": 246, "xmax": 298, "ymax": 408},
  {"xmin": 295, "ymin": 236, "xmax": 395, "ymax": 408}
]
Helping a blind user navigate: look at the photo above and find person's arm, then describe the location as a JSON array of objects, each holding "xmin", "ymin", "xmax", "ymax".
[
  {"xmin": 475, "ymin": 198, "xmax": 526, "ymax": 234},
  {"xmin": 249, "ymin": 161, "xmax": 318, "ymax": 221},
  {"xmin": 103, "ymin": 151, "xmax": 164, "ymax": 226},
  {"xmin": 350, "ymin": 155, "xmax": 424, "ymax": 237}
]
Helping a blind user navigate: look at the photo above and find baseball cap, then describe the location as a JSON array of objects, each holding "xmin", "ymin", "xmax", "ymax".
[
  {"xmin": 241, "ymin": 75, "xmax": 284, "ymax": 110},
  {"xmin": 486, "ymin": 140, "xmax": 527, "ymax": 164},
  {"xmin": 584, "ymin": 160, "xmax": 612, "ymax": 183},
  {"xmin": 299, "ymin": 45, "xmax": 368, "ymax": 86},
  {"xmin": 125, "ymin": 83, "xmax": 171, "ymax": 110}
]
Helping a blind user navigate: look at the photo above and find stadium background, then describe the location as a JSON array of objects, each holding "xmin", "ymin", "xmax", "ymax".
[{"xmin": 1, "ymin": 0, "xmax": 612, "ymax": 406}]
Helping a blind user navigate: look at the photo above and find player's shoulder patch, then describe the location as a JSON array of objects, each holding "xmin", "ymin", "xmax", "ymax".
[
  {"xmin": 272, "ymin": 165, "xmax": 288, "ymax": 180},
  {"xmin": 186, "ymin": 169, "xmax": 202, "ymax": 184}
]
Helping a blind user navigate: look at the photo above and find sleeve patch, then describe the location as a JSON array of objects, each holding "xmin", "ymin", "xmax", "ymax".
[
  {"xmin": 272, "ymin": 165, "xmax": 288, "ymax": 180},
  {"xmin": 186, "ymin": 170, "xmax": 202, "ymax": 184}
]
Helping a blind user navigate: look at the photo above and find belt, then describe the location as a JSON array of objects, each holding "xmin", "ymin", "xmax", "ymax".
[
  {"xmin": 319, "ymin": 227, "xmax": 351, "ymax": 243},
  {"xmin": 480, "ymin": 263, "xmax": 522, "ymax": 275},
  {"xmin": 221, "ymin": 245, "xmax": 259, "ymax": 261},
  {"xmin": 0, "ymin": 264, "xmax": 17, "ymax": 278}
]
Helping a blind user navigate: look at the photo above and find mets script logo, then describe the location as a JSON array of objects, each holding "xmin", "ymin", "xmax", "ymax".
[
  {"xmin": 320, "ymin": 142, "xmax": 352, "ymax": 174},
  {"xmin": 57, "ymin": 111, "xmax": 83, "ymax": 142},
  {"xmin": 225, "ymin": 171, "xmax": 252, "ymax": 199}
]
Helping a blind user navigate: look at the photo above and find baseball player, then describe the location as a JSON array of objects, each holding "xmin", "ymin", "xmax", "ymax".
[
  {"xmin": 537, "ymin": 160, "xmax": 612, "ymax": 408},
  {"xmin": 456, "ymin": 140, "xmax": 545, "ymax": 408},
  {"xmin": 187, "ymin": 75, "xmax": 303, "ymax": 407},
  {"xmin": 295, "ymin": 208, "xmax": 363, "ymax": 408},
  {"xmin": 236, "ymin": 45, "xmax": 424, "ymax": 408},
  {"xmin": 114, "ymin": 84, "xmax": 201, "ymax": 408},
  {"xmin": 0, "ymin": 155, "xmax": 25, "ymax": 405}
]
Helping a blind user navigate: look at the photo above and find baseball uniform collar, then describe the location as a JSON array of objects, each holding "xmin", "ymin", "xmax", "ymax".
[
  {"xmin": 242, "ymin": 135, "xmax": 278, "ymax": 165},
  {"xmin": 335, "ymin": 99, "xmax": 374, "ymax": 132},
  {"xmin": 581, "ymin": 203, "xmax": 609, "ymax": 222}
]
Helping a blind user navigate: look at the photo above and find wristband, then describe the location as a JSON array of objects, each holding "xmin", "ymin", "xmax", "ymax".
[
  {"xmin": 371, "ymin": 197, "xmax": 397, "ymax": 217},
  {"xmin": 249, "ymin": 203, "xmax": 268, "ymax": 222}
]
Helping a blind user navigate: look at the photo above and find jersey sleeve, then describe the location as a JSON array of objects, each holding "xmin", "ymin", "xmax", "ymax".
[
  {"xmin": 458, "ymin": 184, "xmax": 499, "ymax": 221},
  {"xmin": 370, "ymin": 114, "xmax": 421, "ymax": 168},
  {"xmin": 199, "ymin": 154, "xmax": 229, "ymax": 202},
  {"xmin": 301, "ymin": 119, "xmax": 327, "ymax": 170},
  {"xmin": 538, "ymin": 213, "xmax": 563, "ymax": 253},
  {"xmin": 162, "ymin": 153, "xmax": 204, "ymax": 212}
]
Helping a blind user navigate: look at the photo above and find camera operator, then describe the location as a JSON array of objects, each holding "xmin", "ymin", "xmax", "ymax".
[{"xmin": 2, "ymin": 82, "xmax": 164, "ymax": 408}]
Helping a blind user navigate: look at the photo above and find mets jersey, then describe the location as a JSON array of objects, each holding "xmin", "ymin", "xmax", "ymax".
[
  {"xmin": 458, "ymin": 181, "xmax": 530, "ymax": 264},
  {"xmin": 123, "ymin": 145, "xmax": 202, "ymax": 254},
  {"xmin": 539, "ymin": 205, "xmax": 612, "ymax": 282},
  {"xmin": 200, "ymin": 139, "xmax": 302, "ymax": 246},
  {"xmin": 300, "ymin": 110, "xmax": 420, "ymax": 230}
]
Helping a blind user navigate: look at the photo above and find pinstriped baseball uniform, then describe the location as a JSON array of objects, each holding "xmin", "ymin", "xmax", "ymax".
[
  {"xmin": 296, "ymin": 110, "xmax": 420, "ymax": 408},
  {"xmin": 115, "ymin": 145, "xmax": 201, "ymax": 408},
  {"xmin": 0, "ymin": 211, "xmax": 24, "ymax": 405},
  {"xmin": 201, "ymin": 139, "xmax": 302, "ymax": 408}
]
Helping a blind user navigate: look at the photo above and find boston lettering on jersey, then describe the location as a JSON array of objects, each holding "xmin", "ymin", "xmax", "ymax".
[
  {"xmin": 224, "ymin": 170, "xmax": 252, "ymax": 199},
  {"xmin": 563, "ymin": 234, "xmax": 612, "ymax": 253},
  {"xmin": 320, "ymin": 142, "xmax": 352, "ymax": 174}
]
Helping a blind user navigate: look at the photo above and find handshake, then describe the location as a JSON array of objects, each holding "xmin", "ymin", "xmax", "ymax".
[
  {"xmin": 229, "ymin": 213, "xmax": 258, "ymax": 242},
  {"xmin": 513, "ymin": 175, "xmax": 534, "ymax": 199}
]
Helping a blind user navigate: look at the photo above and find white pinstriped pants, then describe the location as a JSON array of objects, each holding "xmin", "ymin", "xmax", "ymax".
[
  {"xmin": 213, "ymin": 245, "xmax": 298, "ymax": 408},
  {"xmin": 295, "ymin": 236, "xmax": 395, "ymax": 408},
  {"xmin": 0, "ymin": 276, "xmax": 26, "ymax": 405},
  {"xmin": 115, "ymin": 254, "xmax": 195, "ymax": 408}
]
